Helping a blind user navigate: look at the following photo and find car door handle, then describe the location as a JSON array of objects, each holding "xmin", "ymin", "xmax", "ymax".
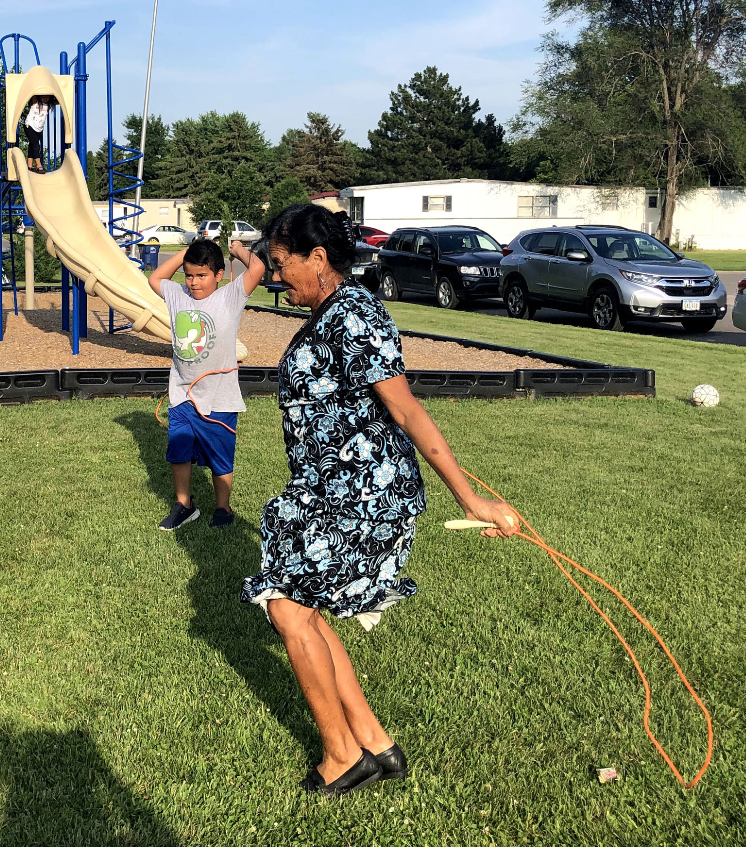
[{"xmin": 550, "ymin": 259, "xmax": 561, "ymax": 264}]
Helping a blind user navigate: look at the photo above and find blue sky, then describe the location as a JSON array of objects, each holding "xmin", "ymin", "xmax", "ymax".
[{"xmin": 1, "ymin": 0, "xmax": 576, "ymax": 150}]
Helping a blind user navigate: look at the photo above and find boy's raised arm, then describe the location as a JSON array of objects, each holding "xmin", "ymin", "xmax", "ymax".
[
  {"xmin": 148, "ymin": 247, "xmax": 188, "ymax": 298},
  {"xmin": 230, "ymin": 242, "xmax": 267, "ymax": 297}
]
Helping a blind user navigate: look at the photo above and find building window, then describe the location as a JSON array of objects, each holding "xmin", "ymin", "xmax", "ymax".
[
  {"xmin": 648, "ymin": 195, "xmax": 658, "ymax": 208},
  {"xmin": 518, "ymin": 195, "xmax": 558, "ymax": 218},
  {"xmin": 422, "ymin": 195, "xmax": 452, "ymax": 212},
  {"xmin": 350, "ymin": 197, "xmax": 364, "ymax": 223},
  {"xmin": 600, "ymin": 194, "xmax": 619, "ymax": 211},
  {"xmin": 160, "ymin": 206, "xmax": 169, "ymax": 216}
]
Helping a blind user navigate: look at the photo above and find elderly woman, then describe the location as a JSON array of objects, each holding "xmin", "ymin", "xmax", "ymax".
[{"xmin": 240, "ymin": 205, "xmax": 517, "ymax": 796}]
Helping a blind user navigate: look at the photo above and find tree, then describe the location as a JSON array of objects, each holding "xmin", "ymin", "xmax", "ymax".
[
  {"xmin": 264, "ymin": 177, "xmax": 310, "ymax": 222},
  {"xmin": 364, "ymin": 66, "xmax": 512, "ymax": 184},
  {"xmin": 286, "ymin": 112, "xmax": 357, "ymax": 193},
  {"xmin": 514, "ymin": 0, "xmax": 746, "ymax": 241},
  {"xmin": 164, "ymin": 112, "xmax": 272, "ymax": 225},
  {"xmin": 219, "ymin": 201, "xmax": 233, "ymax": 254},
  {"xmin": 86, "ymin": 138, "xmax": 131, "ymax": 202},
  {"xmin": 121, "ymin": 114, "xmax": 170, "ymax": 198}
]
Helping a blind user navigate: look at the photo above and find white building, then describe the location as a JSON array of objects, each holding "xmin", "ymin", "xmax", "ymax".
[
  {"xmin": 339, "ymin": 179, "xmax": 746, "ymax": 250},
  {"xmin": 91, "ymin": 198, "xmax": 196, "ymax": 233}
]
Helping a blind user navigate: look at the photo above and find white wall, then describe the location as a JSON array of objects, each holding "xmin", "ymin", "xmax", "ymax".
[
  {"xmin": 672, "ymin": 188, "xmax": 746, "ymax": 250},
  {"xmin": 342, "ymin": 179, "xmax": 746, "ymax": 249}
]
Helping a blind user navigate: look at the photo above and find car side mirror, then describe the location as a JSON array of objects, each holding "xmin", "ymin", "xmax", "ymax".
[
  {"xmin": 675, "ymin": 252, "xmax": 685, "ymax": 259},
  {"xmin": 567, "ymin": 250, "xmax": 591, "ymax": 262},
  {"xmin": 420, "ymin": 244, "xmax": 434, "ymax": 258}
]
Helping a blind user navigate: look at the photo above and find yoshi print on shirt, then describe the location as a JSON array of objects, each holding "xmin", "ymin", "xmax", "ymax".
[{"xmin": 174, "ymin": 310, "xmax": 217, "ymax": 363}]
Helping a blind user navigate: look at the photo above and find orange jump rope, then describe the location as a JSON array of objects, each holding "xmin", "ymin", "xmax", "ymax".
[
  {"xmin": 447, "ymin": 468, "xmax": 713, "ymax": 790},
  {"xmin": 156, "ymin": 368, "xmax": 240, "ymax": 434}
]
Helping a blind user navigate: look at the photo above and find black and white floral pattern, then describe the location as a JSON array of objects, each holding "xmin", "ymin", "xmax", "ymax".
[{"xmin": 240, "ymin": 282, "xmax": 426, "ymax": 622}]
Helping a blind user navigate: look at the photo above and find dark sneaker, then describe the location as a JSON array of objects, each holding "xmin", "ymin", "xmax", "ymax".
[
  {"xmin": 159, "ymin": 499, "xmax": 199, "ymax": 531},
  {"xmin": 210, "ymin": 507, "xmax": 235, "ymax": 529}
]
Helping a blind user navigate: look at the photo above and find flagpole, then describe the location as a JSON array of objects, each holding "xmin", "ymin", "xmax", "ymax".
[{"xmin": 132, "ymin": 0, "xmax": 159, "ymax": 253}]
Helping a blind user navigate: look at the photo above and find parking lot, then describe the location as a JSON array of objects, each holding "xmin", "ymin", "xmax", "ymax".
[
  {"xmin": 470, "ymin": 270, "xmax": 745, "ymax": 347},
  {"xmin": 156, "ymin": 250, "xmax": 745, "ymax": 346}
]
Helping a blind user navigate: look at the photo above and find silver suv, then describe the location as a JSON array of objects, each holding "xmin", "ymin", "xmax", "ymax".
[
  {"xmin": 499, "ymin": 225, "xmax": 727, "ymax": 332},
  {"xmin": 196, "ymin": 220, "xmax": 261, "ymax": 245}
]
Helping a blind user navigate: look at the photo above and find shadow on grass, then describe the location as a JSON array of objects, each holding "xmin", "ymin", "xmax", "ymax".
[
  {"xmin": 0, "ymin": 726, "xmax": 180, "ymax": 847},
  {"xmin": 114, "ymin": 411, "xmax": 318, "ymax": 761}
]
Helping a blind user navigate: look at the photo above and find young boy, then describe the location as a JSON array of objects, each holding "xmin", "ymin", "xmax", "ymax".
[{"xmin": 149, "ymin": 239, "xmax": 265, "ymax": 530}]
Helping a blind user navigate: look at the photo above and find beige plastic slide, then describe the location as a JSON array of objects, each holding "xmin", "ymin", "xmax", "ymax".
[{"xmin": 9, "ymin": 146, "xmax": 247, "ymax": 360}]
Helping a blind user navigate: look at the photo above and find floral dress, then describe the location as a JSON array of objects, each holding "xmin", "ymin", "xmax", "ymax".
[{"xmin": 240, "ymin": 282, "xmax": 426, "ymax": 629}]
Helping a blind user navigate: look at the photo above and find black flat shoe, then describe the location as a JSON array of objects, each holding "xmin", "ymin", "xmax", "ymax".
[
  {"xmin": 301, "ymin": 749, "xmax": 382, "ymax": 796},
  {"xmin": 375, "ymin": 743, "xmax": 408, "ymax": 780}
]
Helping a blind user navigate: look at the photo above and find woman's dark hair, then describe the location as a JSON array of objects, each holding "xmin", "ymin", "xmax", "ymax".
[
  {"xmin": 184, "ymin": 239, "xmax": 224, "ymax": 274},
  {"xmin": 263, "ymin": 204, "xmax": 357, "ymax": 277}
]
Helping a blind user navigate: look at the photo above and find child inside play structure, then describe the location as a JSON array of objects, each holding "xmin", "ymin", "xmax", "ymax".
[
  {"xmin": 24, "ymin": 94, "xmax": 56, "ymax": 174},
  {"xmin": 148, "ymin": 238, "xmax": 265, "ymax": 530}
]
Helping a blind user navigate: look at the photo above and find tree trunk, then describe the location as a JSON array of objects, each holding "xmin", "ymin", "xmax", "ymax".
[{"xmin": 657, "ymin": 129, "xmax": 680, "ymax": 244}]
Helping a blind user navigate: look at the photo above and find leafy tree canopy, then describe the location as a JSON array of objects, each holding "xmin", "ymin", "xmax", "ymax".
[
  {"xmin": 512, "ymin": 0, "xmax": 746, "ymax": 240},
  {"xmin": 264, "ymin": 177, "xmax": 310, "ymax": 223}
]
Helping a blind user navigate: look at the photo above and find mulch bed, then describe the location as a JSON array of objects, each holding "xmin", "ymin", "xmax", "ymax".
[{"xmin": 0, "ymin": 292, "xmax": 562, "ymax": 373}]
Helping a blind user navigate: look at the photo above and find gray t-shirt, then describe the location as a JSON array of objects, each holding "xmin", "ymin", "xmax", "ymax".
[{"xmin": 161, "ymin": 274, "xmax": 248, "ymax": 414}]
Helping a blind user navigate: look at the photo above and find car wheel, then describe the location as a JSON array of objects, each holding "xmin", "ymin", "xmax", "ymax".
[
  {"xmin": 680, "ymin": 317, "xmax": 718, "ymax": 333},
  {"xmin": 436, "ymin": 277, "xmax": 459, "ymax": 309},
  {"xmin": 504, "ymin": 278, "xmax": 533, "ymax": 319},
  {"xmin": 590, "ymin": 285, "xmax": 625, "ymax": 331},
  {"xmin": 381, "ymin": 272, "xmax": 400, "ymax": 301}
]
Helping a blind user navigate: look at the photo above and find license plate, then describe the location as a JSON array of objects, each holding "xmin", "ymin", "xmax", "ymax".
[
  {"xmin": 351, "ymin": 266, "xmax": 365, "ymax": 276},
  {"xmin": 682, "ymin": 298, "xmax": 700, "ymax": 311}
]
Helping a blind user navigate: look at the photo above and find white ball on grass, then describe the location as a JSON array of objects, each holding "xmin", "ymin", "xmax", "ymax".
[{"xmin": 691, "ymin": 384, "xmax": 720, "ymax": 407}]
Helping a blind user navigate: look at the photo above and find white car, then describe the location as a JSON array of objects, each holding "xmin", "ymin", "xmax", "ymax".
[
  {"xmin": 139, "ymin": 224, "xmax": 196, "ymax": 245},
  {"xmin": 732, "ymin": 278, "xmax": 745, "ymax": 330},
  {"xmin": 196, "ymin": 220, "xmax": 261, "ymax": 245}
]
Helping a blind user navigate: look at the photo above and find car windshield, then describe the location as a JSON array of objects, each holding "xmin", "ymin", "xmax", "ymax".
[
  {"xmin": 435, "ymin": 230, "xmax": 501, "ymax": 254},
  {"xmin": 586, "ymin": 232, "xmax": 678, "ymax": 262}
]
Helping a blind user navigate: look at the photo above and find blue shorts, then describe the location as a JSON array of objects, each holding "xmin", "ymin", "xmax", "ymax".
[{"xmin": 166, "ymin": 402, "xmax": 238, "ymax": 477}]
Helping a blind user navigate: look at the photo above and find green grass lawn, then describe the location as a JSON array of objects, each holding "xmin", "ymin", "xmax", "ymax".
[
  {"xmin": 0, "ymin": 312, "xmax": 744, "ymax": 846},
  {"xmin": 682, "ymin": 250, "xmax": 745, "ymax": 271}
]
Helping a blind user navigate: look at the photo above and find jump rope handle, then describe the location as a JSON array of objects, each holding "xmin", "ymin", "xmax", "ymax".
[{"xmin": 445, "ymin": 517, "xmax": 515, "ymax": 530}]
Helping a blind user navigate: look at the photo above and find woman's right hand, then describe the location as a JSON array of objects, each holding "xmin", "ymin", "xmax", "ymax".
[{"xmin": 463, "ymin": 496, "xmax": 520, "ymax": 539}]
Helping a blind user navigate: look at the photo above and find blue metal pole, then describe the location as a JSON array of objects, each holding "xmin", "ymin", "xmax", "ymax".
[
  {"xmin": 72, "ymin": 274, "xmax": 79, "ymax": 354},
  {"xmin": 74, "ymin": 41, "xmax": 87, "ymax": 341},
  {"xmin": 60, "ymin": 51, "xmax": 70, "ymax": 330},
  {"xmin": 105, "ymin": 25, "xmax": 117, "ymax": 333},
  {"xmin": 59, "ymin": 51, "xmax": 68, "ymax": 165}
]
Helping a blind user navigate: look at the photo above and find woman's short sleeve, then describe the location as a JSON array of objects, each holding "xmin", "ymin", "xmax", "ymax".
[{"xmin": 334, "ymin": 290, "xmax": 405, "ymax": 391}]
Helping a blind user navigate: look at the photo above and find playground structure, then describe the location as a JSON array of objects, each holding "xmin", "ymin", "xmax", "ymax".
[{"xmin": 0, "ymin": 23, "xmax": 247, "ymax": 359}]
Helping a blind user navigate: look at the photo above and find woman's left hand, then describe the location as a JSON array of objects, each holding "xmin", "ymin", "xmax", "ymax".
[{"xmin": 463, "ymin": 496, "xmax": 520, "ymax": 539}]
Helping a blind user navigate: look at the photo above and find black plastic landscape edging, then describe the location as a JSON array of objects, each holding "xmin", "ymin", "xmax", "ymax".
[
  {"xmin": 0, "ymin": 308, "xmax": 655, "ymax": 404},
  {"xmin": 248, "ymin": 304, "xmax": 656, "ymax": 399}
]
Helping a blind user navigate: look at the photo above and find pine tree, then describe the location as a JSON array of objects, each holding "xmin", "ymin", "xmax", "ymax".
[
  {"xmin": 287, "ymin": 113, "xmax": 357, "ymax": 193},
  {"xmin": 364, "ymin": 67, "xmax": 510, "ymax": 184}
]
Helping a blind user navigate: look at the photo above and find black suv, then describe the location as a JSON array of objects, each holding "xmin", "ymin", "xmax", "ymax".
[{"xmin": 377, "ymin": 226, "xmax": 503, "ymax": 308}]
